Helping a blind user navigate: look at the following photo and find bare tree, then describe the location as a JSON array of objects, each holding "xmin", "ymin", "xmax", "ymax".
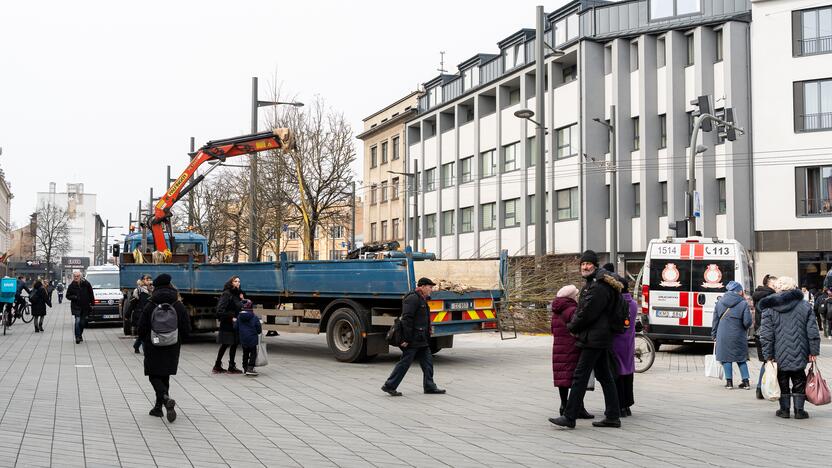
[{"xmin": 35, "ymin": 204, "xmax": 71, "ymax": 276}]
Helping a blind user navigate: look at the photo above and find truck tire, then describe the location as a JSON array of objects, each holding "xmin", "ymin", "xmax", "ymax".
[{"xmin": 326, "ymin": 307, "xmax": 368, "ymax": 363}]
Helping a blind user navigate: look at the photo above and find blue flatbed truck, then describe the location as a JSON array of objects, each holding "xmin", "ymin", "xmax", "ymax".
[{"xmin": 116, "ymin": 232, "xmax": 509, "ymax": 362}]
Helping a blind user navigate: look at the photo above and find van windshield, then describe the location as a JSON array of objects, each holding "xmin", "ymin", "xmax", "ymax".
[
  {"xmin": 86, "ymin": 273, "xmax": 119, "ymax": 289},
  {"xmin": 649, "ymin": 259, "xmax": 736, "ymax": 293},
  {"xmin": 649, "ymin": 260, "xmax": 690, "ymax": 292}
]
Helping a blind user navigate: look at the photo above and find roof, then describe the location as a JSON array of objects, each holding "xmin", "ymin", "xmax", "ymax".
[{"xmin": 361, "ymin": 90, "xmax": 422, "ymax": 122}]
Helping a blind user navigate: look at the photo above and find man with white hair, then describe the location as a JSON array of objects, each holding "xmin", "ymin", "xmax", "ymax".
[{"xmin": 65, "ymin": 270, "xmax": 94, "ymax": 344}]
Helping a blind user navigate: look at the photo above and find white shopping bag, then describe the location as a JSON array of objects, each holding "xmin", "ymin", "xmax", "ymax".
[
  {"xmin": 586, "ymin": 370, "xmax": 596, "ymax": 391},
  {"xmin": 761, "ymin": 361, "xmax": 780, "ymax": 401},
  {"xmin": 255, "ymin": 336, "xmax": 268, "ymax": 367},
  {"xmin": 704, "ymin": 343, "xmax": 724, "ymax": 379}
]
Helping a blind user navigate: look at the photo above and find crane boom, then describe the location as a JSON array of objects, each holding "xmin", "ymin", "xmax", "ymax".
[{"xmin": 148, "ymin": 128, "xmax": 295, "ymax": 258}]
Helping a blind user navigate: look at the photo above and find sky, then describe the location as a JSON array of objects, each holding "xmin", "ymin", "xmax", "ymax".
[{"xmin": 0, "ymin": 0, "xmax": 568, "ymax": 240}]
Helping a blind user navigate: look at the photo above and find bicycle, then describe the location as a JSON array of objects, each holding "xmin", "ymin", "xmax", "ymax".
[
  {"xmin": 18, "ymin": 298, "xmax": 33, "ymax": 324},
  {"xmin": 634, "ymin": 316, "xmax": 656, "ymax": 373}
]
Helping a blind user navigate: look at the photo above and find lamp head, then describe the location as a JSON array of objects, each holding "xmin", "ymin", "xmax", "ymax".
[{"xmin": 514, "ymin": 109, "xmax": 535, "ymax": 120}]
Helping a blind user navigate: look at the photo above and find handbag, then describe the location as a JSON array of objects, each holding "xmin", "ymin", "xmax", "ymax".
[
  {"xmin": 806, "ymin": 360, "xmax": 831, "ymax": 406},
  {"xmin": 255, "ymin": 336, "xmax": 268, "ymax": 367},
  {"xmin": 761, "ymin": 361, "xmax": 780, "ymax": 401}
]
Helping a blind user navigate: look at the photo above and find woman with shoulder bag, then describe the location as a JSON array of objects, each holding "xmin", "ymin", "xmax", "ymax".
[
  {"xmin": 213, "ymin": 276, "xmax": 244, "ymax": 374},
  {"xmin": 29, "ymin": 280, "xmax": 51, "ymax": 332},
  {"xmin": 711, "ymin": 281, "xmax": 753, "ymax": 390}
]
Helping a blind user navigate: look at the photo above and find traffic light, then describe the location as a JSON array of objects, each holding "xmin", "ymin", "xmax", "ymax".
[
  {"xmin": 724, "ymin": 108, "xmax": 737, "ymax": 141},
  {"xmin": 691, "ymin": 95, "xmax": 713, "ymax": 132}
]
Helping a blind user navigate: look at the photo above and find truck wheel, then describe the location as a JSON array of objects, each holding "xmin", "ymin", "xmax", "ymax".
[{"xmin": 326, "ymin": 307, "xmax": 368, "ymax": 363}]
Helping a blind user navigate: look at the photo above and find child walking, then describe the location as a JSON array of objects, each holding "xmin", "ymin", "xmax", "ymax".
[{"xmin": 235, "ymin": 300, "xmax": 262, "ymax": 377}]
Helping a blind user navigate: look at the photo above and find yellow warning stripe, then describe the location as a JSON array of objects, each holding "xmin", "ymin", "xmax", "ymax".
[
  {"xmin": 467, "ymin": 310, "xmax": 480, "ymax": 320},
  {"xmin": 432, "ymin": 311, "xmax": 447, "ymax": 323},
  {"xmin": 482, "ymin": 309, "xmax": 495, "ymax": 319}
]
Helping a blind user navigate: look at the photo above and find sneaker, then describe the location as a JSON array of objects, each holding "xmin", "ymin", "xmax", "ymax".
[
  {"xmin": 164, "ymin": 399, "xmax": 177, "ymax": 423},
  {"xmin": 245, "ymin": 368, "xmax": 259, "ymax": 377},
  {"xmin": 149, "ymin": 406, "xmax": 163, "ymax": 417},
  {"xmin": 212, "ymin": 365, "xmax": 226, "ymax": 374},
  {"xmin": 227, "ymin": 365, "xmax": 243, "ymax": 375},
  {"xmin": 738, "ymin": 379, "xmax": 751, "ymax": 390},
  {"xmin": 724, "ymin": 379, "xmax": 734, "ymax": 390},
  {"xmin": 75, "ymin": 338, "xmax": 81, "ymax": 344}
]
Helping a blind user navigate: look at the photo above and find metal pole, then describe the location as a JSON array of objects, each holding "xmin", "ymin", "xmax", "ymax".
[
  {"xmin": 687, "ymin": 114, "xmax": 705, "ymax": 237},
  {"xmin": 534, "ymin": 5, "xmax": 547, "ymax": 258},
  {"xmin": 188, "ymin": 137, "xmax": 195, "ymax": 227},
  {"xmin": 609, "ymin": 105, "xmax": 618, "ymax": 268},
  {"xmin": 249, "ymin": 76, "xmax": 258, "ymax": 262},
  {"xmin": 350, "ymin": 181, "xmax": 356, "ymax": 251},
  {"xmin": 413, "ymin": 160, "xmax": 419, "ymax": 252}
]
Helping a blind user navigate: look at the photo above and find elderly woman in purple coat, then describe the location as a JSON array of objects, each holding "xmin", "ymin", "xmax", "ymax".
[{"xmin": 611, "ymin": 274, "xmax": 638, "ymax": 417}]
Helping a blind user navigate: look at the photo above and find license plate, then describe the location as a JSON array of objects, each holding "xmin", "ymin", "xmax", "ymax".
[
  {"xmin": 655, "ymin": 309, "xmax": 686, "ymax": 319},
  {"xmin": 448, "ymin": 301, "xmax": 473, "ymax": 311},
  {"xmin": 102, "ymin": 315, "xmax": 120, "ymax": 319}
]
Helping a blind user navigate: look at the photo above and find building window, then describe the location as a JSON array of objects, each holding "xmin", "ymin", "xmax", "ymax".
[
  {"xmin": 331, "ymin": 226, "xmax": 344, "ymax": 238},
  {"xmin": 798, "ymin": 165, "xmax": 832, "ymax": 216},
  {"xmin": 508, "ymin": 88, "xmax": 521, "ymax": 105},
  {"xmin": 370, "ymin": 184, "xmax": 377, "ymax": 204},
  {"xmin": 380, "ymin": 180, "xmax": 388, "ymax": 202},
  {"xmin": 633, "ymin": 183, "xmax": 641, "ymax": 217},
  {"xmin": 650, "ymin": 0, "xmax": 701, "ymax": 20},
  {"xmin": 381, "ymin": 141, "xmax": 388, "ymax": 164},
  {"xmin": 504, "ymin": 42, "xmax": 524, "ymax": 70},
  {"xmin": 657, "ymin": 37, "xmax": 666, "ymax": 67},
  {"xmin": 717, "ymin": 178, "xmax": 727, "ymax": 214},
  {"xmin": 795, "ymin": 6, "xmax": 832, "ymax": 56},
  {"xmin": 285, "ymin": 251, "xmax": 298, "ymax": 261},
  {"xmin": 686, "ymin": 33, "xmax": 695, "ymax": 66},
  {"xmin": 463, "ymin": 67, "xmax": 480, "ymax": 90},
  {"xmin": 503, "ymin": 143, "xmax": 518, "ymax": 172},
  {"xmin": 527, "ymin": 194, "xmax": 548, "ymax": 225},
  {"xmin": 660, "ymin": 182, "xmax": 668, "ymax": 216},
  {"xmin": 425, "ymin": 214, "xmax": 436, "ymax": 238},
  {"xmin": 460, "ymin": 207, "xmax": 474, "ymax": 233},
  {"xmin": 288, "ymin": 229, "xmax": 299, "ymax": 240},
  {"xmin": 480, "ymin": 150, "xmax": 496, "ymax": 178},
  {"xmin": 380, "ymin": 221, "xmax": 387, "ymax": 241},
  {"xmin": 715, "ymin": 29, "xmax": 723, "ymax": 62},
  {"xmin": 795, "ymin": 79, "xmax": 832, "ymax": 132},
  {"xmin": 503, "ymin": 198, "xmax": 520, "ymax": 228},
  {"xmin": 392, "ymin": 218, "xmax": 400, "ymax": 239},
  {"xmin": 441, "ymin": 162, "xmax": 455, "ymax": 188},
  {"xmin": 392, "ymin": 137, "xmax": 400, "ymax": 160},
  {"xmin": 562, "ymin": 65, "xmax": 577, "ymax": 83},
  {"xmin": 392, "ymin": 177, "xmax": 400, "ymax": 199},
  {"xmin": 428, "ymin": 86, "xmax": 440, "ymax": 108},
  {"xmin": 556, "ymin": 124, "xmax": 577, "ymax": 159},
  {"xmin": 633, "ymin": 117, "xmax": 640, "ymax": 150},
  {"xmin": 425, "ymin": 168, "xmax": 436, "ymax": 192},
  {"xmin": 370, "ymin": 146, "xmax": 378, "ymax": 168},
  {"xmin": 556, "ymin": 188, "xmax": 579, "ymax": 221},
  {"xmin": 480, "ymin": 202, "xmax": 496, "ymax": 230},
  {"xmin": 630, "ymin": 41, "xmax": 639, "ymax": 71},
  {"xmin": 659, "ymin": 114, "xmax": 667, "ymax": 149},
  {"xmin": 442, "ymin": 210, "xmax": 454, "ymax": 236},
  {"xmin": 460, "ymin": 156, "xmax": 474, "ymax": 183},
  {"xmin": 370, "ymin": 222, "xmax": 377, "ymax": 242}
]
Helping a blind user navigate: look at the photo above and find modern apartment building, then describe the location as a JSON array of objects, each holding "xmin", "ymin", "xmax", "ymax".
[
  {"xmin": 36, "ymin": 182, "xmax": 98, "ymax": 265},
  {"xmin": 0, "ymin": 169, "xmax": 12, "ymax": 254},
  {"xmin": 357, "ymin": 92, "xmax": 420, "ymax": 247},
  {"xmin": 751, "ymin": 0, "xmax": 832, "ymax": 289},
  {"xmin": 405, "ymin": 0, "xmax": 753, "ymax": 276}
]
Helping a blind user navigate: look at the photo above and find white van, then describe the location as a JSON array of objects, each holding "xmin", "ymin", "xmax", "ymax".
[
  {"xmin": 636, "ymin": 236, "xmax": 753, "ymax": 349},
  {"xmin": 84, "ymin": 264, "xmax": 123, "ymax": 324}
]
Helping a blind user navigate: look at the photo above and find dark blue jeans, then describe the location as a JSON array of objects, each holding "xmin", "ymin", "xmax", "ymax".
[
  {"xmin": 384, "ymin": 345, "xmax": 437, "ymax": 391},
  {"xmin": 74, "ymin": 315, "xmax": 85, "ymax": 339},
  {"xmin": 564, "ymin": 347, "xmax": 620, "ymax": 421}
]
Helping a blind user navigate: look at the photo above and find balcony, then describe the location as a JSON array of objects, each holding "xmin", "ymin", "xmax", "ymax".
[
  {"xmin": 798, "ymin": 198, "xmax": 832, "ymax": 216},
  {"xmin": 798, "ymin": 35, "xmax": 832, "ymax": 56},
  {"xmin": 801, "ymin": 112, "xmax": 832, "ymax": 132}
]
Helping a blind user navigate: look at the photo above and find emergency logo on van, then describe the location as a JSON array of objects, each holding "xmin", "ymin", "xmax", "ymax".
[
  {"xmin": 660, "ymin": 263, "xmax": 682, "ymax": 287},
  {"xmin": 701, "ymin": 264, "xmax": 724, "ymax": 289}
]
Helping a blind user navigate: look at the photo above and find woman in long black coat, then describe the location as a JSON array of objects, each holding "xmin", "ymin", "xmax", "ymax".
[
  {"xmin": 213, "ymin": 276, "xmax": 244, "ymax": 374},
  {"xmin": 137, "ymin": 274, "xmax": 190, "ymax": 422},
  {"xmin": 29, "ymin": 280, "xmax": 51, "ymax": 333}
]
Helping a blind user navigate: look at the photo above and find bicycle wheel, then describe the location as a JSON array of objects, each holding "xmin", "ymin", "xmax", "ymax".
[
  {"xmin": 634, "ymin": 334, "xmax": 656, "ymax": 373},
  {"xmin": 2, "ymin": 311, "xmax": 7, "ymax": 335},
  {"xmin": 20, "ymin": 304, "xmax": 33, "ymax": 323}
]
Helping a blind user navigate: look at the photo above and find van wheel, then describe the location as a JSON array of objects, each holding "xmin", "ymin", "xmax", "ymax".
[{"xmin": 326, "ymin": 307, "xmax": 368, "ymax": 363}]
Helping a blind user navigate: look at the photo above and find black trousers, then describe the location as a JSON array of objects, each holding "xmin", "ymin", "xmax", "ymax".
[
  {"xmin": 777, "ymin": 368, "xmax": 807, "ymax": 396},
  {"xmin": 616, "ymin": 374, "xmax": 634, "ymax": 409},
  {"xmin": 384, "ymin": 345, "xmax": 437, "ymax": 390},
  {"xmin": 216, "ymin": 344, "xmax": 238, "ymax": 366},
  {"xmin": 564, "ymin": 347, "xmax": 620, "ymax": 421},
  {"xmin": 148, "ymin": 375, "xmax": 170, "ymax": 405},
  {"xmin": 242, "ymin": 346, "xmax": 257, "ymax": 369}
]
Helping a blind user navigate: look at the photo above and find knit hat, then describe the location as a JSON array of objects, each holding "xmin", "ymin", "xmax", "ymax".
[
  {"xmin": 602, "ymin": 263, "xmax": 615, "ymax": 273},
  {"xmin": 241, "ymin": 299, "xmax": 253, "ymax": 310},
  {"xmin": 556, "ymin": 285, "xmax": 579, "ymax": 301},
  {"xmin": 152, "ymin": 273, "xmax": 172, "ymax": 288},
  {"xmin": 580, "ymin": 250, "xmax": 599, "ymax": 266},
  {"xmin": 726, "ymin": 280, "xmax": 742, "ymax": 293}
]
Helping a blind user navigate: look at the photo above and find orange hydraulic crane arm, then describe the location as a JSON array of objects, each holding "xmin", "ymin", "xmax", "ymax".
[{"xmin": 149, "ymin": 128, "xmax": 295, "ymax": 256}]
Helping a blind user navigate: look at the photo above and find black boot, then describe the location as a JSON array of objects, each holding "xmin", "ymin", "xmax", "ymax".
[
  {"xmin": 576, "ymin": 407, "xmax": 595, "ymax": 419},
  {"xmin": 776, "ymin": 395, "xmax": 791, "ymax": 418},
  {"xmin": 149, "ymin": 402, "xmax": 163, "ymax": 417},
  {"xmin": 756, "ymin": 387, "xmax": 764, "ymax": 400},
  {"xmin": 724, "ymin": 379, "xmax": 734, "ymax": 389},
  {"xmin": 738, "ymin": 379, "xmax": 751, "ymax": 390},
  {"xmin": 164, "ymin": 397, "xmax": 177, "ymax": 423},
  {"xmin": 793, "ymin": 394, "xmax": 809, "ymax": 419}
]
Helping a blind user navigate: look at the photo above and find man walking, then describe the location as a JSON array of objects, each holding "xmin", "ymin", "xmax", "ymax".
[
  {"xmin": 56, "ymin": 281, "xmax": 65, "ymax": 304},
  {"xmin": 550, "ymin": 250, "xmax": 623, "ymax": 429},
  {"xmin": 382, "ymin": 277, "xmax": 446, "ymax": 396},
  {"xmin": 66, "ymin": 270, "xmax": 94, "ymax": 344}
]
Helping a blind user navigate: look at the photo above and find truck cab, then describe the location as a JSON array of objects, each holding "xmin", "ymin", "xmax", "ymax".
[
  {"xmin": 85, "ymin": 264, "xmax": 124, "ymax": 324},
  {"xmin": 120, "ymin": 232, "xmax": 208, "ymax": 264}
]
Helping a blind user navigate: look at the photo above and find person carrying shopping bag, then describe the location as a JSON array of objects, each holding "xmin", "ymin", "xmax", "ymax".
[{"xmin": 711, "ymin": 281, "xmax": 753, "ymax": 390}]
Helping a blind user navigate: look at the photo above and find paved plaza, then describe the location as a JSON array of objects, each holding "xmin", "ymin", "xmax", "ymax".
[{"xmin": 0, "ymin": 301, "xmax": 830, "ymax": 467}]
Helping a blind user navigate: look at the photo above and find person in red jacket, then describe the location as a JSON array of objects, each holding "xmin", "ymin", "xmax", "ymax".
[{"xmin": 550, "ymin": 285, "xmax": 594, "ymax": 422}]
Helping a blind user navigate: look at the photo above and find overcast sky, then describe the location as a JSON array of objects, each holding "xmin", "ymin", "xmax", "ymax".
[{"xmin": 0, "ymin": 0, "xmax": 568, "ymax": 239}]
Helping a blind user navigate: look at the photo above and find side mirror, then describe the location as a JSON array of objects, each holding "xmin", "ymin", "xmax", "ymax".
[{"xmin": 112, "ymin": 244, "xmax": 120, "ymax": 258}]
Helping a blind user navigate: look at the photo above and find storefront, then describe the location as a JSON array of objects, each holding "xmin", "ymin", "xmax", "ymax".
[{"xmin": 797, "ymin": 251, "xmax": 832, "ymax": 292}]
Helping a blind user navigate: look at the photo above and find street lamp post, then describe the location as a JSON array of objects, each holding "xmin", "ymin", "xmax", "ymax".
[
  {"xmin": 593, "ymin": 105, "xmax": 617, "ymax": 268},
  {"xmin": 249, "ymin": 76, "xmax": 304, "ymax": 262},
  {"xmin": 388, "ymin": 168, "xmax": 418, "ymax": 251}
]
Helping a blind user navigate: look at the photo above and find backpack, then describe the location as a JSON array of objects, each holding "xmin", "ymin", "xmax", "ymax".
[
  {"xmin": 609, "ymin": 293, "xmax": 631, "ymax": 334},
  {"xmin": 386, "ymin": 318, "xmax": 404, "ymax": 347},
  {"xmin": 150, "ymin": 302, "xmax": 179, "ymax": 346}
]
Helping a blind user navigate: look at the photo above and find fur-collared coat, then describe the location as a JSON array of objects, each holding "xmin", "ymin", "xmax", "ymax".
[
  {"xmin": 568, "ymin": 268, "xmax": 624, "ymax": 349},
  {"xmin": 759, "ymin": 289, "xmax": 820, "ymax": 371}
]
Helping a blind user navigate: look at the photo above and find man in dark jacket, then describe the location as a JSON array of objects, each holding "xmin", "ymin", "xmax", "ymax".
[
  {"xmin": 137, "ymin": 274, "xmax": 191, "ymax": 422},
  {"xmin": 381, "ymin": 277, "xmax": 445, "ymax": 396},
  {"xmin": 551, "ymin": 250, "xmax": 622, "ymax": 429},
  {"xmin": 815, "ymin": 289, "xmax": 832, "ymax": 339},
  {"xmin": 56, "ymin": 282, "xmax": 65, "ymax": 304},
  {"xmin": 65, "ymin": 270, "xmax": 94, "ymax": 344}
]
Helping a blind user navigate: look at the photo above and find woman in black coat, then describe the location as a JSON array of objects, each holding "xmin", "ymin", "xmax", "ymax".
[
  {"xmin": 137, "ymin": 274, "xmax": 190, "ymax": 422},
  {"xmin": 29, "ymin": 280, "xmax": 51, "ymax": 333},
  {"xmin": 214, "ymin": 276, "xmax": 244, "ymax": 374}
]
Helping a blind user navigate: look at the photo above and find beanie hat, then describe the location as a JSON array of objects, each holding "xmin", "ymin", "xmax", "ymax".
[
  {"xmin": 726, "ymin": 280, "xmax": 742, "ymax": 293},
  {"xmin": 602, "ymin": 263, "xmax": 615, "ymax": 273},
  {"xmin": 556, "ymin": 285, "xmax": 579, "ymax": 301},
  {"xmin": 241, "ymin": 299, "xmax": 253, "ymax": 310},
  {"xmin": 580, "ymin": 250, "xmax": 599, "ymax": 266},
  {"xmin": 152, "ymin": 273, "xmax": 172, "ymax": 288}
]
